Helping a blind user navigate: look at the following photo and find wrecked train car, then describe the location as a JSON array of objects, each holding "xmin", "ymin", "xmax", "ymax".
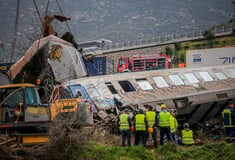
[
  {"xmin": 63, "ymin": 64, "xmax": 235, "ymax": 124},
  {"xmin": 6, "ymin": 35, "xmax": 93, "ymax": 128},
  {"xmin": 8, "ymin": 35, "xmax": 88, "ymax": 92}
]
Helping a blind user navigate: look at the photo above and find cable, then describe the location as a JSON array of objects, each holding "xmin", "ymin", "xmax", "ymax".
[
  {"xmin": 55, "ymin": 0, "xmax": 71, "ymax": 33},
  {"xmin": 33, "ymin": 0, "xmax": 42, "ymax": 25},
  {"xmin": 44, "ymin": 0, "xmax": 50, "ymax": 17},
  {"xmin": 32, "ymin": 0, "xmax": 45, "ymax": 69},
  {"xmin": 9, "ymin": 0, "xmax": 20, "ymax": 63}
]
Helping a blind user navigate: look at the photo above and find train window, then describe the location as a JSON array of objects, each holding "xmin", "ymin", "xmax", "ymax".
[
  {"xmin": 169, "ymin": 75, "xmax": 184, "ymax": 86},
  {"xmin": 226, "ymin": 68, "xmax": 235, "ymax": 78},
  {"xmin": 184, "ymin": 73, "xmax": 199, "ymax": 83},
  {"xmin": 85, "ymin": 84, "xmax": 101, "ymax": 97},
  {"xmin": 215, "ymin": 72, "xmax": 227, "ymax": 80},
  {"xmin": 153, "ymin": 76, "xmax": 169, "ymax": 88},
  {"xmin": 199, "ymin": 71, "xmax": 214, "ymax": 82},
  {"xmin": 136, "ymin": 78, "xmax": 153, "ymax": 90},
  {"xmin": 118, "ymin": 80, "xmax": 136, "ymax": 92},
  {"xmin": 105, "ymin": 82, "xmax": 118, "ymax": 94}
]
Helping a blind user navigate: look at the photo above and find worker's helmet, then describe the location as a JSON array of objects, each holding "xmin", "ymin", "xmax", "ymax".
[
  {"xmin": 160, "ymin": 104, "xmax": 166, "ymax": 109},
  {"xmin": 183, "ymin": 123, "xmax": 189, "ymax": 129}
]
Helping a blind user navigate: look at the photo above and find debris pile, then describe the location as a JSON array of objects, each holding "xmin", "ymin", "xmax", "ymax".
[
  {"xmin": 193, "ymin": 117, "xmax": 224, "ymax": 142},
  {"xmin": 0, "ymin": 112, "xmax": 90, "ymax": 160},
  {"xmin": 94, "ymin": 110, "xmax": 120, "ymax": 135}
]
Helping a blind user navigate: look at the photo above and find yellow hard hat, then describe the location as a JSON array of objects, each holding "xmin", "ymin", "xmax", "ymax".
[
  {"xmin": 160, "ymin": 104, "xmax": 166, "ymax": 109},
  {"xmin": 148, "ymin": 127, "xmax": 153, "ymax": 134}
]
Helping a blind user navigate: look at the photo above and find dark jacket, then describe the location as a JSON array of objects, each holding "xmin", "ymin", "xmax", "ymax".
[{"xmin": 222, "ymin": 106, "xmax": 235, "ymax": 127}]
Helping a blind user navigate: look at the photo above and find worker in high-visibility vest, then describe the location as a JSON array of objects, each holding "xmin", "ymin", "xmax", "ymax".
[
  {"xmin": 158, "ymin": 104, "xmax": 172, "ymax": 145},
  {"xmin": 146, "ymin": 105, "xmax": 158, "ymax": 148},
  {"xmin": 181, "ymin": 123, "xmax": 195, "ymax": 145},
  {"xmin": 222, "ymin": 101, "xmax": 235, "ymax": 143},
  {"xmin": 170, "ymin": 109, "xmax": 178, "ymax": 144},
  {"xmin": 134, "ymin": 109, "xmax": 148, "ymax": 147},
  {"xmin": 118, "ymin": 108, "xmax": 132, "ymax": 146}
]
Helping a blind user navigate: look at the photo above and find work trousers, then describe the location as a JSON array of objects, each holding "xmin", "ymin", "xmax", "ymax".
[
  {"xmin": 224, "ymin": 127, "xmax": 235, "ymax": 143},
  {"xmin": 146, "ymin": 129, "xmax": 158, "ymax": 148},
  {"xmin": 171, "ymin": 132, "xmax": 177, "ymax": 144},
  {"xmin": 134, "ymin": 131, "xmax": 147, "ymax": 147},
  {"xmin": 159, "ymin": 127, "xmax": 171, "ymax": 145},
  {"xmin": 121, "ymin": 130, "xmax": 131, "ymax": 146}
]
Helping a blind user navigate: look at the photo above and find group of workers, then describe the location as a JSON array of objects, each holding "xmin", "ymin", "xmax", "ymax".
[
  {"xmin": 118, "ymin": 100, "xmax": 235, "ymax": 147},
  {"xmin": 118, "ymin": 104, "xmax": 195, "ymax": 147}
]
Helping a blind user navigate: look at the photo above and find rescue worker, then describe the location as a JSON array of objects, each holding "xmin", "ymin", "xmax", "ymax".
[
  {"xmin": 158, "ymin": 104, "xmax": 171, "ymax": 145},
  {"xmin": 222, "ymin": 101, "xmax": 235, "ymax": 143},
  {"xmin": 134, "ymin": 109, "xmax": 148, "ymax": 147},
  {"xmin": 146, "ymin": 105, "xmax": 158, "ymax": 148},
  {"xmin": 118, "ymin": 108, "xmax": 132, "ymax": 146},
  {"xmin": 170, "ymin": 109, "xmax": 178, "ymax": 144},
  {"xmin": 181, "ymin": 123, "xmax": 195, "ymax": 145}
]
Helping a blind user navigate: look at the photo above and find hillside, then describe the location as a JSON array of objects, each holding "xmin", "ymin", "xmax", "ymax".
[
  {"xmin": 0, "ymin": 0, "xmax": 233, "ymax": 62},
  {"xmin": 0, "ymin": 0, "xmax": 233, "ymax": 43}
]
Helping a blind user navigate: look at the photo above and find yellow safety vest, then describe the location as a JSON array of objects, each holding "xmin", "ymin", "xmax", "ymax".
[
  {"xmin": 159, "ymin": 111, "xmax": 171, "ymax": 127},
  {"xmin": 170, "ymin": 116, "xmax": 178, "ymax": 133},
  {"xmin": 222, "ymin": 109, "xmax": 235, "ymax": 127},
  {"xmin": 120, "ymin": 113, "xmax": 130, "ymax": 130},
  {"xmin": 146, "ymin": 111, "xmax": 156, "ymax": 127},
  {"xmin": 135, "ymin": 114, "xmax": 146, "ymax": 131},
  {"xmin": 182, "ymin": 130, "xmax": 195, "ymax": 145}
]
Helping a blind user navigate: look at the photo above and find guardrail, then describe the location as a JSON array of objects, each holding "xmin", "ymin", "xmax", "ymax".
[{"xmin": 84, "ymin": 24, "xmax": 234, "ymax": 53}]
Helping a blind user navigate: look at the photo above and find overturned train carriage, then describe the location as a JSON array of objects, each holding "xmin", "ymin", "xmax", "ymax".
[
  {"xmin": 64, "ymin": 64, "xmax": 235, "ymax": 124},
  {"xmin": 8, "ymin": 35, "xmax": 88, "ymax": 92}
]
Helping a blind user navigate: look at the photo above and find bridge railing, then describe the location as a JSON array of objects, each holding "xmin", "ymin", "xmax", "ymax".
[{"xmin": 84, "ymin": 24, "xmax": 234, "ymax": 53}]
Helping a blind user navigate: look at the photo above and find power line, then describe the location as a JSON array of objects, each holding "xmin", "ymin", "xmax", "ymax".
[{"xmin": 44, "ymin": 0, "xmax": 50, "ymax": 17}]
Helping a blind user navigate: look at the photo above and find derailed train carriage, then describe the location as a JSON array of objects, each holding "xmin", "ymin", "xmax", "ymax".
[{"xmin": 63, "ymin": 63, "xmax": 235, "ymax": 125}]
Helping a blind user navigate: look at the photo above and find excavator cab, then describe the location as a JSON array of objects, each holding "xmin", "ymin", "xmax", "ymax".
[{"xmin": 0, "ymin": 84, "xmax": 50, "ymax": 144}]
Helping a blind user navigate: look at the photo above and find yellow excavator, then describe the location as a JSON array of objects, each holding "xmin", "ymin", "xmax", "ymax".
[{"xmin": 0, "ymin": 83, "xmax": 92, "ymax": 144}]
